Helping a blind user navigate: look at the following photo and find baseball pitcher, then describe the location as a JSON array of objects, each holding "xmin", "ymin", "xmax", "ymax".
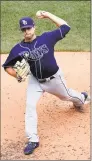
[{"xmin": 2, "ymin": 11, "xmax": 90, "ymax": 155}]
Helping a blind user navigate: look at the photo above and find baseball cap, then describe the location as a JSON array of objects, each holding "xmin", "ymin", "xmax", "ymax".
[{"xmin": 19, "ymin": 17, "xmax": 35, "ymax": 29}]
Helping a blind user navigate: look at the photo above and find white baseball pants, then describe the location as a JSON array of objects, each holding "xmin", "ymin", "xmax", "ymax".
[{"xmin": 25, "ymin": 69, "xmax": 85, "ymax": 142}]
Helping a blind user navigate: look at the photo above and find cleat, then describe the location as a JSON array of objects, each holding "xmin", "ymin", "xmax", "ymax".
[
  {"xmin": 81, "ymin": 92, "xmax": 90, "ymax": 104},
  {"xmin": 24, "ymin": 142, "xmax": 39, "ymax": 155},
  {"xmin": 73, "ymin": 92, "xmax": 90, "ymax": 112}
]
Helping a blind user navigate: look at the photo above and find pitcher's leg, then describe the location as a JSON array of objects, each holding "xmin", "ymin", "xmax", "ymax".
[
  {"xmin": 40, "ymin": 69, "xmax": 85, "ymax": 107},
  {"xmin": 58, "ymin": 74, "xmax": 85, "ymax": 106},
  {"xmin": 25, "ymin": 75, "xmax": 43, "ymax": 142}
]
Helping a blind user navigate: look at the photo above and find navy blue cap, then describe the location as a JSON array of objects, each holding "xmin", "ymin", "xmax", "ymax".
[{"xmin": 19, "ymin": 17, "xmax": 35, "ymax": 29}]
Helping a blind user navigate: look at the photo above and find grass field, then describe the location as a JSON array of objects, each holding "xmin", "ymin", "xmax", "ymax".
[{"xmin": 1, "ymin": 1, "xmax": 90, "ymax": 53}]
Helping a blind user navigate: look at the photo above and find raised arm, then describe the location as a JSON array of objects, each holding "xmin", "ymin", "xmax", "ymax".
[{"xmin": 36, "ymin": 10, "xmax": 70, "ymax": 27}]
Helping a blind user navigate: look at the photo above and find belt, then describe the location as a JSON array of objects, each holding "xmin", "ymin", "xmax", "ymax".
[{"xmin": 38, "ymin": 76, "xmax": 55, "ymax": 83}]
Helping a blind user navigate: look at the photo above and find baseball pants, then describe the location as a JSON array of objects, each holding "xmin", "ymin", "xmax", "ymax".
[{"xmin": 25, "ymin": 69, "xmax": 85, "ymax": 142}]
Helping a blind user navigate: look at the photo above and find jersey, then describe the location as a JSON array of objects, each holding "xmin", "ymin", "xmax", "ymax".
[{"xmin": 2, "ymin": 24, "xmax": 70, "ymax": 79}]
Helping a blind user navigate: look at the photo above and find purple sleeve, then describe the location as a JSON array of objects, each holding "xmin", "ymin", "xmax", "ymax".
[
  {"xmin": 46, "ymin": 24, "xmax": 71, "ymax": 45},
  {"xmin": 2, "ymin": 44, "xmax": 22, "ymax": 68}
]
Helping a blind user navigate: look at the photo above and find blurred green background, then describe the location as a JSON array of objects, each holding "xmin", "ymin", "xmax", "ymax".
[{"xmin": 1, "ymin": 1, "xmax": 90, "ymax": 53}]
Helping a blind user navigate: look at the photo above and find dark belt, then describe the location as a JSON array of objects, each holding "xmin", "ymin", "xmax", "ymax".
[{"xmin": 38, "ymin": 76, "xmax": 55, "ymax": 83}]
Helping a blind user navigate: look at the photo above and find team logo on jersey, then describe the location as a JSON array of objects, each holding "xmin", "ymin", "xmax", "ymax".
[
  {"xmin": 22, "ymin": 20, "xmax": 27, "ymax": 25},
  {"xmin": 28, "ymin": 44, "xmax": 49, "ymax": 60},
  {"xmin": 19, "ymin": 44, "xmax": 49, "ymax": 61}
]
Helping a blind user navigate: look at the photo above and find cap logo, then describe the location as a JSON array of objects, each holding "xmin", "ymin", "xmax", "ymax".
[{"xmin": 22, "ymin": 20, "xmax": 27, "ymax": 25}]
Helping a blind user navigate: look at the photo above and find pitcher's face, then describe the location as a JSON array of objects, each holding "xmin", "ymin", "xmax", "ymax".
[{"xmin": 21, "ymin": 27, "xmax": 36, "ymax": 41}]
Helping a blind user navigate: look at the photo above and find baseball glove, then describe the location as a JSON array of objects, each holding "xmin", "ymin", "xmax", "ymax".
[{"xmin": 13, "ymin": 58, "xmax": 31, "ymax": 82}]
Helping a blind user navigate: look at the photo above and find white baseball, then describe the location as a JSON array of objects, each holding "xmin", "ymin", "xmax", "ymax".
[{"xmin": 36, "ymin": 11, "xmax": 42, "ymax": 17}]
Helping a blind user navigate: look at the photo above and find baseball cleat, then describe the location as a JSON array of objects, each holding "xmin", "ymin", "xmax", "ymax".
[
  {"xmin": 24, "ymin": 142, "xmax": 39, "ymax": 155},
  {"xmin": 73, "ymin": 92, "xmax": 90, "ymax": 112},
  {"xmin": 81, "ymin": 92, "xmax": 90, "ymax": 104}
]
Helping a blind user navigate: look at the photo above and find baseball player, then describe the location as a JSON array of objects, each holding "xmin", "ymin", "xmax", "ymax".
[{"xmin": 2, "ymin": 11, "xmax": 90, "ymax": 155}]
